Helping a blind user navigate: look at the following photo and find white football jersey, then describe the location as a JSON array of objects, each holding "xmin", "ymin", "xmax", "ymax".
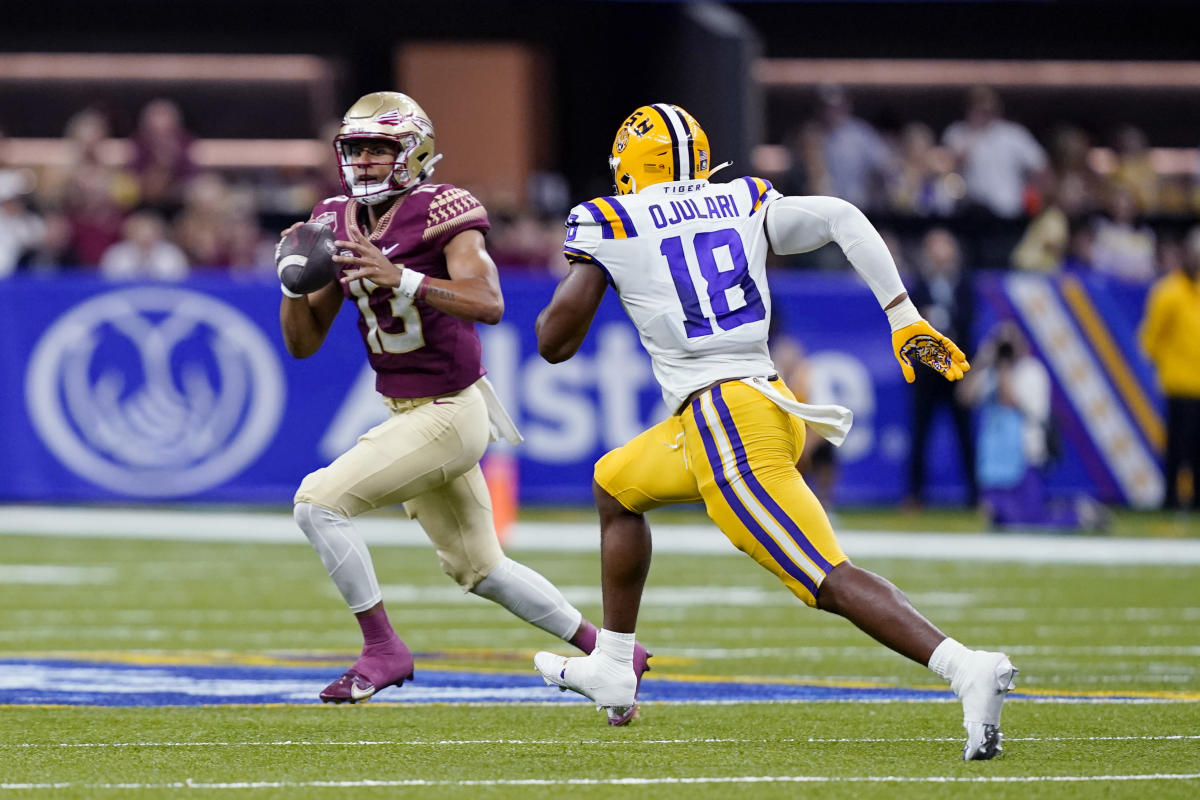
[{"xmin": 563, "ymin": 176, "xmax": 782, "ymax": 410}]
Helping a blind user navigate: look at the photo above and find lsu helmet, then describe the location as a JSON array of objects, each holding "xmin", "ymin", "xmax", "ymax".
[
  {"xmin": 609, "ymin": 104, "xmax": 711, "ymax": 195},
  {"xmin": 334, "ymin": 91, "xmax": 443, "ymax": 205}
]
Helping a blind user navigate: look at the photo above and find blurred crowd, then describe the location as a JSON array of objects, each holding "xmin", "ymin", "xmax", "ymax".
[
  {"xmin": 3, "ymin": 87, "xmax": 1200, "ymax": 285},
  {"xmin": 771, "ymin": 84, "xmax": 1200, "ymax": 285}
]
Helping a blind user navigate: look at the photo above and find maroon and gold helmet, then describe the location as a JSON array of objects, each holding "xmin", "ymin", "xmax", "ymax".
[{"xmin": 333, "ymin": 91, "xmax": 442, "ymax": 205}]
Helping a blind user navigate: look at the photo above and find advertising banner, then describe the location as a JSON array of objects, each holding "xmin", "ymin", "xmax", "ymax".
[{"xmin": 0, "ymin": 271, "xmax": 1158, "ymax": 507}]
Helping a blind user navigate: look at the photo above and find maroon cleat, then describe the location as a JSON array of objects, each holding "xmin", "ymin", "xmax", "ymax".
[
  {"xmin": 632, "ymin": 643, "xmax": 652, "ymax": 699},
  {"xmin": 319, "ymin": 639, "xmax": 414, "ymax": 703}
]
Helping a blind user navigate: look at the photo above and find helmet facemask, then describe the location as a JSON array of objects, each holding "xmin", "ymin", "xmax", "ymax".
[{"xmin": 335, "ymin": 133, "xmax": 429, "ymax": 205}]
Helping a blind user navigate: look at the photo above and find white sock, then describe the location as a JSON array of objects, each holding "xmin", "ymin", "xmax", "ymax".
[
  {"xmin": 928, "ymin": 637, "xmax": 970, "ymax": 684},
  {"xmin": 293, "ymin": 502, "xmax": 381, "ymax": 613},
  {"xmin": 596, "ymin": 629, "xmax": 636, "ymax": 663},
  {"xmin": 470, "ymin": 557, "xmax": 584, "ymax": 640}
]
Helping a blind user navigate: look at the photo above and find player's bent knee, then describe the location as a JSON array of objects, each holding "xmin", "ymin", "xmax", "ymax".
[
  {"xmin": 436, "ymin": 549, "xmax": 499, "ymax": 591},
  {"xmin": 294, "ymin": 470, "xmax": 357, "ymax": 518}
]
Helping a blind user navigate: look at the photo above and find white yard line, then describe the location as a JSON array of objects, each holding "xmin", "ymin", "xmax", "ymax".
[
  {"xmin": 3, "ymin": 734, "xmax": 1199, "ymax": 749},
  {"xmin": 2, "ymin": 505, "xmax": 1200, "ymax": 564},
  {"xmin": 4, "ymin": 774, "xmax": 1200, "ymax": 790}
]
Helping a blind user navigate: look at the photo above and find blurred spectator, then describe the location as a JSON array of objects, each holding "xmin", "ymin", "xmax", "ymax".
[
  {"xmin": 959, "ymin": 322, "xmax": 1105, "ymax": 531},
  {"xmin": 99, "ymin": 209, "xmax": 188, "ymax": 280},
  {"xmin": 905, "ymin": 227, "xmax": 977, "ymax": 508},
  {"xmin": 64, "ymin": 163, "xmax": 127, "ymax": 267},
  {"xmin": 1048, "ymin": 124, "xmax": 1107, "ymax": 217},
  {"xmin": 20, "ymin": 210, "xmax": 76, "ymax": 272},
  {"xmin": 223, "ymin": 188, "xmax": 276, "ymax": 275},
  {"xmin": 1139, "ymin": 226, "xmax": 1200, "ymax": 511},
  {"xmin": 888, "ymin": 122, "xmax": 963, "ymax": 217},
  {"xmin": 1011, "ymin": 172, "xmax": 1090, "ymax": 272},
  {"xmin": 131, "ymin": 98, "xmax": 198, "ymax": 211},
  {"xmin": 173, "ymin": 172, "xmax": 235, "ymax": 268},
  {"xmin": 781, "ymin": 121, "xmax": 830, "ymax": 198},
  {"xmin": 38, "ymin": 107, "xmax": 139, "ymax": 211},
  {"xmin": 1110, "ymin": 125, "xmax": 1159, "ymax": 214},
  {"xmin": 814, "ymin": 84, "xmax": 893, "ymax": 211},
  {"xmin": 0, "ymin": 168, "xmax": 45, "ymax": 278},
  {"xmin": 1091, "ymin": 185, "xmax": 1157, "ymax": 283},
  {"xmin": 943, "ymin": 86, "xmax": 1049, "ymax": 218}
]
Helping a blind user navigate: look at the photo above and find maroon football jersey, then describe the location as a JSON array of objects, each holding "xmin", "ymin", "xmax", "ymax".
[{"xmin": 309, "ymin": 184, "xmax": 490, "ymax": 398}]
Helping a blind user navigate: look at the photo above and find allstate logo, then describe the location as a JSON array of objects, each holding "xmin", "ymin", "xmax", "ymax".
[{"xmin": 26, "ymin": 287, "xmax": 284, "ymax": 497}]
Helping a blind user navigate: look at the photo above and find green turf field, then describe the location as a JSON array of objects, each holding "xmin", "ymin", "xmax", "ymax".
[{"xmin": 2, "ymin": 513, "xmax": 1198, "ymax": 798}]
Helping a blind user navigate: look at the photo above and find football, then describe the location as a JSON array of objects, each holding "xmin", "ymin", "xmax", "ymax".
[{"xmin": 277, "ymin": 222, "xmax": 338, "ymax": 295}]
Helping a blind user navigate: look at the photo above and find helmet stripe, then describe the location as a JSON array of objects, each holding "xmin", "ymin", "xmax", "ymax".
[{"xmin": 651, "ymin": 103, "xmax": 692, "ymax": 181}]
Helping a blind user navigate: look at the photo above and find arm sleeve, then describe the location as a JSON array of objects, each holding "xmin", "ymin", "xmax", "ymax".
[{"xmin": 765, "ymin": 194, "xmax": 907, "ymax": 308}]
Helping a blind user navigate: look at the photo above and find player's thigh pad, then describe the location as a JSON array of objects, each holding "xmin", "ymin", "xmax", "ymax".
[
  {"xmin": 404, "ymin": 464, "xmax": 503, "ymax": 589},
  {"xmin": 594, "ymin": 414, "xmax": 701, "ymax": 514},
  {"xmin": 295, "ymin": 383, "xmax": 491, "ymax": 517},
  {"xmin": 684, "ymin": 380, "xmax": 847, "ymax": 606}
]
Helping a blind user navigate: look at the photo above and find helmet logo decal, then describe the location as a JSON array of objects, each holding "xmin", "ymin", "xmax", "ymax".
[{"xmin": 615, "ymin": 128, "xmax": 630, "ymax": 153}]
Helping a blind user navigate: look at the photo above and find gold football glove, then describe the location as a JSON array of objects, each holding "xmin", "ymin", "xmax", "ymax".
[{"xmin": 891, "ymin": 320, "xmax": 970, "ymax": 383}]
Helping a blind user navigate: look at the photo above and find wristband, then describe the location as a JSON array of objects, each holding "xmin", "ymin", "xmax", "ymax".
[
  {"xmin": 281, "ymin": 283, "xmax": 304, "ymax": 299},
  {"xmin": 396, "ymin": 267, "xmax": 428, "ymax": 300},
  {"xmin": 885, "ymin": 297, "xmax": 921, "ymax": 332}
]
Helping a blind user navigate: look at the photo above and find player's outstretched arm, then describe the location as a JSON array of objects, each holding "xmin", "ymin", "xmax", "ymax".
[
  {"xmin": 765, "ymin": 194, "xmax": 968, "ymax": 383},
  {"xmin": 536, "ymin": 261, "xmax": 608, "ymax": 363}
]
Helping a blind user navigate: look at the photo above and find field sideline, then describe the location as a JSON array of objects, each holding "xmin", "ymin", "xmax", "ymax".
[{"xmin": 2, "ymin": 505, "xmax": 1198, "ymax": 798}]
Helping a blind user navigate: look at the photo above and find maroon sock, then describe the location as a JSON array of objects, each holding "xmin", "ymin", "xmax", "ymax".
[
  {"xmin": 570, "ymin": 620, "xmax": 599, "ymax": 654},
  {"xmin": 357, "ymin": 606, "xmax": 399, "ymax": 650}
]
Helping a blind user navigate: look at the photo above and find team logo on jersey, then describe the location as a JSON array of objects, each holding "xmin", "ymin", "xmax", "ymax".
[
  {"xmin": 314, "ymin": 210, "xmax": 338, "ymax": 231},
  {"xmin": 25, "ymin": 287, "xmax": 284, "ymax": 497}
]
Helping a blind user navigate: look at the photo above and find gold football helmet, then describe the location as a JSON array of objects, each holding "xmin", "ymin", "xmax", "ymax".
[
  {"xmin": 334, "ymin": 91, "xmax": 442, "ymax": 205},
  {"xmin": 609, "ymin": 104, "xmax": 711, "ymax": 195}
]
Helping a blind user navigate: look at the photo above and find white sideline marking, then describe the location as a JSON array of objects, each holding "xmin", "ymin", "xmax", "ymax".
[
  {"xmin": 4, "ymin": 734, "xmax": 1199, "ymax": 749},
  {"xmin": 3, "ymin": 505, "xmax": 1200, "ymax": 564},
  {"xmin": 4, "ymin": 774, "xmax": 1200, "ymax": 789},
  {"xmin": 0, "ymin": 565, "xmax": 113, "ymax": 585}
]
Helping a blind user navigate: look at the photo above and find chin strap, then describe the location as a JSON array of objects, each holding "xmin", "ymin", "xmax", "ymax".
[{"xmin": 708, "ymin": 160, "xmax": 734, "ymax": 179}]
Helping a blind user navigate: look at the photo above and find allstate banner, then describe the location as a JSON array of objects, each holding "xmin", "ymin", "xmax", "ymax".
[{"xmin": 0, "ymin": 271, "xmax": 1159, "ymax": 506}]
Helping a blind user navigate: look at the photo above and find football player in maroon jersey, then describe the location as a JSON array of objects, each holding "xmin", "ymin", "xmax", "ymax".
[{"xmin": 277, "ymin": 92, "xmax": 648, "ymax": 713}]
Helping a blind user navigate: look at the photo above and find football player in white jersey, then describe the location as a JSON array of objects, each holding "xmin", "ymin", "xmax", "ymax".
[{"xmin": 533, "ymin": 103, "xmax": 1017, "ymax": 760}]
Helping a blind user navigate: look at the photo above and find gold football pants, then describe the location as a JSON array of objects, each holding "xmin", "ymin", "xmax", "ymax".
[
  {"xmin": 595, "ymin": 378, "xmax": 846, "ymax": 606},
  {"xmin": 294, "ymin": 380, "xmax": 503, "ymax": 589}
]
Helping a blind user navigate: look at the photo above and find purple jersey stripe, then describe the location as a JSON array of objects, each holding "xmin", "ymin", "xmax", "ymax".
[
  {"xmin": 691, "ymin": 397, "xmax": 820, "ymax": 598},
  {"xmin": 581, "ymin": 201, "xmax": 615, "ymax": 239},
  {"xmin": 711, "ymin": 387, "xmax": 835, "ymax": 574},
  {"xmin": 563, "ymin": 246, "xmax": 615, "ymax": 285},
  {"xmin": 599, "ymin": 196, "xmax": 638, "ymax": 238}
]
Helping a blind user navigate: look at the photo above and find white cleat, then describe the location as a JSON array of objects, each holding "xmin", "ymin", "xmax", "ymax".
[
  {"xmin": 952, "ymin": 650, "xmax": 1018, "ymax": 760},
  {"xmin": 534, "ymin": 650, "xmax": 639, "ymax": 726}
]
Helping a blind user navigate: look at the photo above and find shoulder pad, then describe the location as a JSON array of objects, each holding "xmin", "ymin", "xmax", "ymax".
[{"xmin": 423, "ymin": 185, "xmax": 488, "ymax": 242}]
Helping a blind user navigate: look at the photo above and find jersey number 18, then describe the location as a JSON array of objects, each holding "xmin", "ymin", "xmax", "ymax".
[{"xmin": 660, "ymin": 227, "xmax": 765, "ymax": 338}]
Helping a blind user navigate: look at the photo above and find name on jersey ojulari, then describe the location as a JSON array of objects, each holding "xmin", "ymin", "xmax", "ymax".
[{"xmin": 568, "ymin": 177, "xmax": 773, "ymax": 245}]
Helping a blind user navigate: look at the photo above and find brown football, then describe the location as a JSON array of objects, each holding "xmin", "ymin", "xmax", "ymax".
[{"xmin": 277, "ymin": 222, "xmax": 338, "ymax": 295}]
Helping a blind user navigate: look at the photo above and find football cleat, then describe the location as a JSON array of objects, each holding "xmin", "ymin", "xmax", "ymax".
[
  {"xmin": 534, "ymin": 650, "xmax": 639, "ymax": 726},
  {"xmin": 319, "ymin": 639, "xmax": 415, "ymax": 704},
  {"xmin": 953, "ymin": 650, "xmax": 1018, "ymax": 760},
  {"xmin": 632, "ymin": 643, "xmax": 652, "ymax": 698}
]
